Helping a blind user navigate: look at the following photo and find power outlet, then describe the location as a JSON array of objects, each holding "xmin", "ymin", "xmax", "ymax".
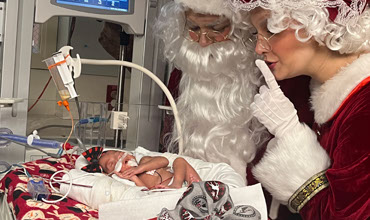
[{"xmin": 110, "ymin": 111, "xmax": 129, "ymax": 130}]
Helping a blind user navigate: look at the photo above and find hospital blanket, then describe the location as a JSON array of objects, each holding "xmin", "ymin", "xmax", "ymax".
[{"xmin": 0, "ymin": 155, "xmax": 98, "ymax": 220}]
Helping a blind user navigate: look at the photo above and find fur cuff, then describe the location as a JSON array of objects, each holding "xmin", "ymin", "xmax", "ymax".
[{"xmin": 252, "ymin": 124, "xmax": 331, "ymax": 204}]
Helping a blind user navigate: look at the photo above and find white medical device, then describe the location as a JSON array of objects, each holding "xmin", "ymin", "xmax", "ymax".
[{"xmin": 44, "ymin": 46, "xmax": 81, "ymax": 100}]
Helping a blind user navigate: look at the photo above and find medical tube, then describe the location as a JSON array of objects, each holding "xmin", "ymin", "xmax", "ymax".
[
  {"xmin": 0, "ymin": 127, "xmax": 12, "ymax": 147},
  {"xmin": 0, "ymin": 134, "xmax": 62, "ymax": 149}
]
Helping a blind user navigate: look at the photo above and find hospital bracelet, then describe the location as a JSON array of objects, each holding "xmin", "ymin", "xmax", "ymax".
[{"xmin": 288, "ymin": 170, "xmax": 329, "ymax": 213}]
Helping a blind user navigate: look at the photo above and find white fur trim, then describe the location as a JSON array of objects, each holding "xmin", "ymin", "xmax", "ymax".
[
  {"xmin": 310, "ymin": 53, "xmax": 370, "ymax": 124},
  {"xmin": 174, "ymin": 0, "xmax": 233, "ymax": 18},
  {"xmin": 252, "ymin": 124, "xmax": 331, "ymax": 204}
]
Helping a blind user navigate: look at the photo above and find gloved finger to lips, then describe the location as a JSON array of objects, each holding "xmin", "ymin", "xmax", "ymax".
[{"xmin": 255, "ymin": 59, "xmax": 280, "ymax": 90}]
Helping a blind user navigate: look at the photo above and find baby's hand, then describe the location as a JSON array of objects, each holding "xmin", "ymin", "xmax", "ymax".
[
  {"xmin": 121, "ymin": 166, "xmax": 143, "ymax": 178},
  {"xmin": 114, "ymin": 171, "xmax": 138, "ymax": 181}
]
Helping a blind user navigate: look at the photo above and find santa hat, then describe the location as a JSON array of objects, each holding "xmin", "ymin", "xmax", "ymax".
[
  {"xmin": 175, "ymin": 0, "xmax": 233, "ymax": 18},
  {"xmin": 228, "ymin": 0, "xmax": 369, "ymax": 25}
]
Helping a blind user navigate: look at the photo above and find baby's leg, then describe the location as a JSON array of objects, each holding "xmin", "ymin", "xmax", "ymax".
[
  {"xmin": 169, "ymin": 157, "xmax": 202, "ymax": 188},
  {"xmin": 167, "ymin": 157, "xmax": 188, "ymax": 188}
]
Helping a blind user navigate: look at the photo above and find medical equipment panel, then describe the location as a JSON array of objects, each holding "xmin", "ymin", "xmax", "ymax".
[
  {"xmin": 35, "ymin": 0, "xmax": 145, "ymax": 34},
  {"xmin": 53, "ymin": 0, "xmax": 133, "ymax": 13}
]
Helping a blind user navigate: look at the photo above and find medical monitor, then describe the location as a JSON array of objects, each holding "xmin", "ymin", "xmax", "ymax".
[
  {"xmin": 52, "ymin": 0, "xmax": 133, "ymax": 14},
  {"xmin": 35, "ymin": 0, "xmax": 146, "ymax": 35}
]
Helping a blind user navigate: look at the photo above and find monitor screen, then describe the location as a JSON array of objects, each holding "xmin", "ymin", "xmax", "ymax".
[{"xmin": 56, "ymin": 0, "xmax": 130, "ymax": 12}]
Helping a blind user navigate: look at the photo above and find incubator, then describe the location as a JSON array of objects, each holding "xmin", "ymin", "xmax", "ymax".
[{"xmin": 0, "ymin": 0, "xmax": 173, "ymax": 164}]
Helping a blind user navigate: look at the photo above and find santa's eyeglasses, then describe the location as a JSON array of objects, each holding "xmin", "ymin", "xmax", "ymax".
[{"xmin": 183, "ymin": 20, "xmax": 231, "ymax": 43}]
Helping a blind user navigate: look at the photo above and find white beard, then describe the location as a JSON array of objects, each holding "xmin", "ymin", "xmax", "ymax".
[{"xmin": 171, "ymin": 39, "xmax": 261, "ymax": 179}]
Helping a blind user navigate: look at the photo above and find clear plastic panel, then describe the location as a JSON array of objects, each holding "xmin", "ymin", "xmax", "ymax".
[{"xmin": 76, "ymin": 101, "xmax": 109, "ymax": 148}]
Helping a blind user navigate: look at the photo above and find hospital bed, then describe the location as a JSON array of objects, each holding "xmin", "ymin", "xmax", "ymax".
[{"xmin": 0, "ymin": 147, "xmax": 267, "ymax": 220}]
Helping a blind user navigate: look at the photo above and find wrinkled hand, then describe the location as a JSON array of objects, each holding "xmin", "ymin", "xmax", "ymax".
[{"xmin": 250, "ymin": 60, "xmax": 300, "ymax": 138}]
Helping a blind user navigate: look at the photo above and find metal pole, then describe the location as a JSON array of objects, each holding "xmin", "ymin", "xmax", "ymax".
[{"xmin": 114, "ymin": 31, "xmax": 130, "ymax": 149}]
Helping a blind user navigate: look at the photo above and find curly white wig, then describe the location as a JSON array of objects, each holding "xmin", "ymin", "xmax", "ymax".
[
  {"xmin": 154, "ymin": 1, "xmax": 269, "ymax": 179},
  {"xmin": 229, "ymin": 0, "xmax": 370, "ymax": 54}
]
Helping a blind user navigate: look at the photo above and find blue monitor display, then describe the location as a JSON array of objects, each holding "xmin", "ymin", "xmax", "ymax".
[{"xmin": 56, "ymin": 0, "xmax": 129, "ymax": 12}]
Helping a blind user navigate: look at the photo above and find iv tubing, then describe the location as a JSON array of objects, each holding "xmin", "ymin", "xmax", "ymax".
[
  {"xmin": 79, "ymin": 59, "xmax": 184, "ymax": 154},
  {"xmin": 0, "ymin": 134, "xmax": 62, "ymax": 149}
]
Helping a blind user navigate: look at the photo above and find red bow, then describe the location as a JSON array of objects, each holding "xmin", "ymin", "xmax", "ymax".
[{"xmin": 81, "ymin": 147, "xmax": 104, "ymax": 173}]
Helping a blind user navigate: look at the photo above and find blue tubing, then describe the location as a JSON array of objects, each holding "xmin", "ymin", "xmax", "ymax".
[
  {"xmin": 79, "ymin": 116, "xmax": 107, "ymax": 125},
  {"xmin": 0, "ymin": 134, "xmax": 62, "ymax": 149}
]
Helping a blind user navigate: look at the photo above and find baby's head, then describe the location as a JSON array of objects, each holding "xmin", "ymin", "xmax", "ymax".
[{"xmin": 98, "ymin": 150, "xmax": 137, "ymax": 174}]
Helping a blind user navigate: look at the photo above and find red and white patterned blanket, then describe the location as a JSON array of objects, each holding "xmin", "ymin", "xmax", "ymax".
[{"xmin": 0, "ymin": 155, "xmax": 98, "ymax": 220}]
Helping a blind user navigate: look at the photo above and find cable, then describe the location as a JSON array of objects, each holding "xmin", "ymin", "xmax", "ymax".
[
  {"xmin": 42, "ymin": 170, "xmax": 94, "ymax": 203},
  {"xmin": 27, "ymin": 125, "xmax": 71, "ymax": 135},
  {"xmin": 42, "ymin": 170, "xmax": 72, "ymax": 203},
  {"xmin": 79, "ymin": 59, "xmax": 184, "ymax": 154},
  {"xmin": 28, "ymin": 76, "xmax": 52, "ymax": 112},
  {"xmin": 0, "ymin": 136, "xmax": 61, "ymax": 158}
]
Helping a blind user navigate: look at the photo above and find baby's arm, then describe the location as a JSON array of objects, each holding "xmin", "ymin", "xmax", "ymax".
[
  {"xmin": 114, "ymin": 172, "xmax": 148, "ymax": 187},
  {"xmin": 121, "ymin": 156, "xmax": 169, "ymax": 177},
  {"xmin": 130, "ymin": 175, "xmax": 146, "ymax": 187},
  {"xmin": 139, "ymin": 156, "xmax": 169, "ymax": 171}
]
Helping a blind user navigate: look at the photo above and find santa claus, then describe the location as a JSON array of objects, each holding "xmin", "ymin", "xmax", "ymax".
[{"xmin": 154, "ymin": 0, "xmax": 269, "ymax": 182}]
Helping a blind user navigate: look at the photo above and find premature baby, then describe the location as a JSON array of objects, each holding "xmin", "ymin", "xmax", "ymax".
[{"xmin": 81, "ymin": 147, "xmax": 201, "ymax": 189}]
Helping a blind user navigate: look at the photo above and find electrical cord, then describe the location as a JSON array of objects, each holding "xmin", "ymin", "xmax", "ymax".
[
  {"xmin": 42, "ymin": 170, "xmax": 94, "ymax": 203},
  {"xmin": 27, "ymin": 125, "xmax": 71, "ymax": 136}
]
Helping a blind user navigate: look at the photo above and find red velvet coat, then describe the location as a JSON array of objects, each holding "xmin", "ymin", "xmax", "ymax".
[
  {"xmin": 253, "ymin": 54, "xmax": 370, "ymax": 220},
  {"xmin": 304, "ymin": 78, "xmax": 370, "ymax": 219}
]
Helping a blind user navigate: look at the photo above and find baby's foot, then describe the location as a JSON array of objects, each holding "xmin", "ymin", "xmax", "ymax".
[
  {"xmin": 168, "ymin": 183, "xmax": 182, "ymax": 189},
  {"xmin": 188, "ymin": 174, "xmax": 201, "ymax": 186}
]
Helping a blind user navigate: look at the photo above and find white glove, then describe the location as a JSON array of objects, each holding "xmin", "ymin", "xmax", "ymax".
[{"xmin": 250, "ymin": 60, "xmax": 300, "ymax": 138}]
